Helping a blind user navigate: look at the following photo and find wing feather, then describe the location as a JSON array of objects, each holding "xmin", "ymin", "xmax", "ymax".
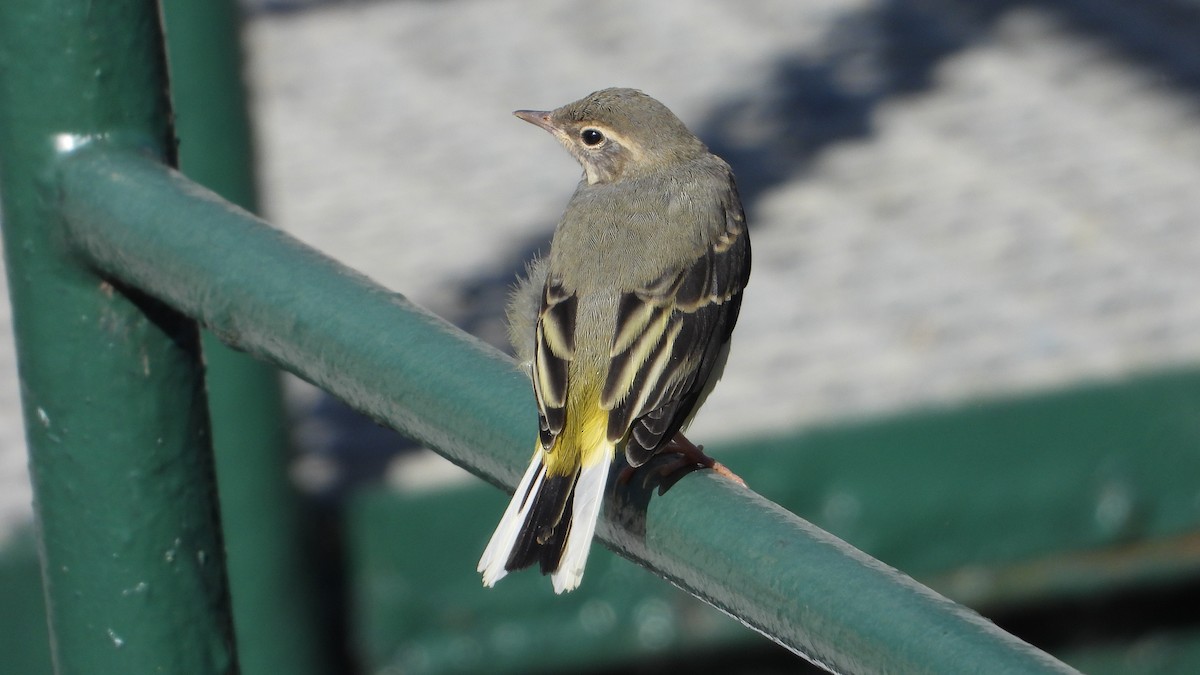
[
  {"xmin": 532, "ymin": 276, "xmax": 577, "ymax": 450},
  {"xmin": 604, "ymin": 179, "xmax": 750, "ymax": 466}
]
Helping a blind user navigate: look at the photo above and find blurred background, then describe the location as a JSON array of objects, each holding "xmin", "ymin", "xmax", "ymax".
[
  {"xmin": 2, "ymin": 0, "xmax": 1200, "ymax": 672},
  {"xmin": 252, "ymin": 0, "xmax": 1200, "ymax": 507}
]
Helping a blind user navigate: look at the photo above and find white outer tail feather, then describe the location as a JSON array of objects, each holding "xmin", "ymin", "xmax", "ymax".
[
  {"xmin": 477, "ymin": 443, "xmax": 614, "ymax": 593},
  {"xmin": 551, "ymin": 448, "xmax": 612, "ymax": 593},
  {"xmin": 477, "ymin": 449, "xmax": 544, "ymax": 587}
]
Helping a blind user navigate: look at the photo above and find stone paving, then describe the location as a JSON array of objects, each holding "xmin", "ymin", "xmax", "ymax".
[{"xmin": 2, "ymin": 0, "xmax": 1199, "ymax": 541}]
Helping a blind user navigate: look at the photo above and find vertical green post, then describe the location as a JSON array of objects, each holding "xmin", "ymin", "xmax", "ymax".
[
  {"xmin": 0, "ymin": 1, "xmax": 238, "ymax": 673},
  {"xmin": 160, "ymin": 1, "xmax": 333, "ymax": 672}
]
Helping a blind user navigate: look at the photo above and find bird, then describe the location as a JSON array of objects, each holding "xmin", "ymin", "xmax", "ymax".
[{"xmin": 478, "ymin": 87, "xmax": 751, "ymax": 593}]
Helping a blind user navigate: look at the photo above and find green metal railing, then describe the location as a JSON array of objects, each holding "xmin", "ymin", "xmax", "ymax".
[
  {"xmin": 0, "ymin": 0, "xmax": 1082, "ymax": 673},
  {"xmin": 160, "ymin": 1, "xmax": 333, "ymax": 672},
  {"xmin": 0, "ymin": 2, "xmax": 235, "ymax": 672}
]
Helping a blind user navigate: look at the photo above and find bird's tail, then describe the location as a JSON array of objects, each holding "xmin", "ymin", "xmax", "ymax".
[{"xmin": 478, "ymin": 442, "xmax": 613, "ymax": 593}]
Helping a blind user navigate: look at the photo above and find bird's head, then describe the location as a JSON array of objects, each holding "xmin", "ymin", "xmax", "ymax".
[{"xmin": 515, "ymin": 88, "xmax": 707, "ymax": 185}]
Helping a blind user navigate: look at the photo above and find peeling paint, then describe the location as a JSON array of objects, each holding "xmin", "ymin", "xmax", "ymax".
[
  {"xmin": 163, "ymin": 537, "xmax": 182, "ymax": 564},
  {"xmin": 106, "ymin": 628, "xmax": 124, "ymax": 649},
  {"xmin": 121, "ymin": 581, "xmax": 149, "ymax": 597}
]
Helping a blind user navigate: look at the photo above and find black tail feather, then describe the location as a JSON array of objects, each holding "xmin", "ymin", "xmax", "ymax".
[{"xmin": 505, "ymin": 471, "xmax": 579, "ymax": 575}]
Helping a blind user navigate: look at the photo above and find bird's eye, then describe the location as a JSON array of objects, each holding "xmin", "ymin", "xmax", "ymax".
[{"xmin": 580, "ymin": 128, "xmax": 605, "ymax": 146}]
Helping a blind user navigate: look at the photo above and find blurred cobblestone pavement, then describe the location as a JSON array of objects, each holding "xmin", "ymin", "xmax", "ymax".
[{"xmin": 2, "ymin": 0, "xmax": 1200, "ymax": 537}]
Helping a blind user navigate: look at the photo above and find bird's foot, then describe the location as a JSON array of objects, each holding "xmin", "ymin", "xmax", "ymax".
[{"xmin": 657, "ymin": 432, "xmax": 746, "ymax": 487}]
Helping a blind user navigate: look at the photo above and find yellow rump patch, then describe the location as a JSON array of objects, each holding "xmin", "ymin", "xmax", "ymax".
[{"xmin": 544, "ymin": 374, "xmax": 613, "ymax": 476}]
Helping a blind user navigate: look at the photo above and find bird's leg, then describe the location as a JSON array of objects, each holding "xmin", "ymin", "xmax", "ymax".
[
  {"xmin": 615, "ymin": 433, "xmax": 746, "ymax": 489},
  {"xmin": 657, "ymin": 432, "xmax": 746, "ymax": 487}
]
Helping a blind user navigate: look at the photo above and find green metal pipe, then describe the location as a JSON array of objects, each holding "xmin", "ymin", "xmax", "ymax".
[
  {"xmin": 54, "ymin": 148, "xmax": 1078, "ymax": 673},
  {"xmin": 0, "ymin": 1, "xmax": 237, "ymax": 673},
  {"xmin": 160, "ymin": 1, "xmax": 333, "ymax": 672},
  {"xmin": 57, "ymin": 148, "xmax": 531, "ymax": 485}
]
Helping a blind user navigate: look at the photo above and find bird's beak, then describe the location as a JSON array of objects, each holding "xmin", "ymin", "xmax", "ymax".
[{"xmin": 513, "ymin": 109, "xmax": 557, "ymax": 133}]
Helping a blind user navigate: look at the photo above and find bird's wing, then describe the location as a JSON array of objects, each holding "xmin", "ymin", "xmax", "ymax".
[
  {"xmin": 531, "ymin": 275, "xmax": 576, "ymax": 450},
  {"xmin": 601, "ymin": 181, "xmax": 751, "ymax": 466}
]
